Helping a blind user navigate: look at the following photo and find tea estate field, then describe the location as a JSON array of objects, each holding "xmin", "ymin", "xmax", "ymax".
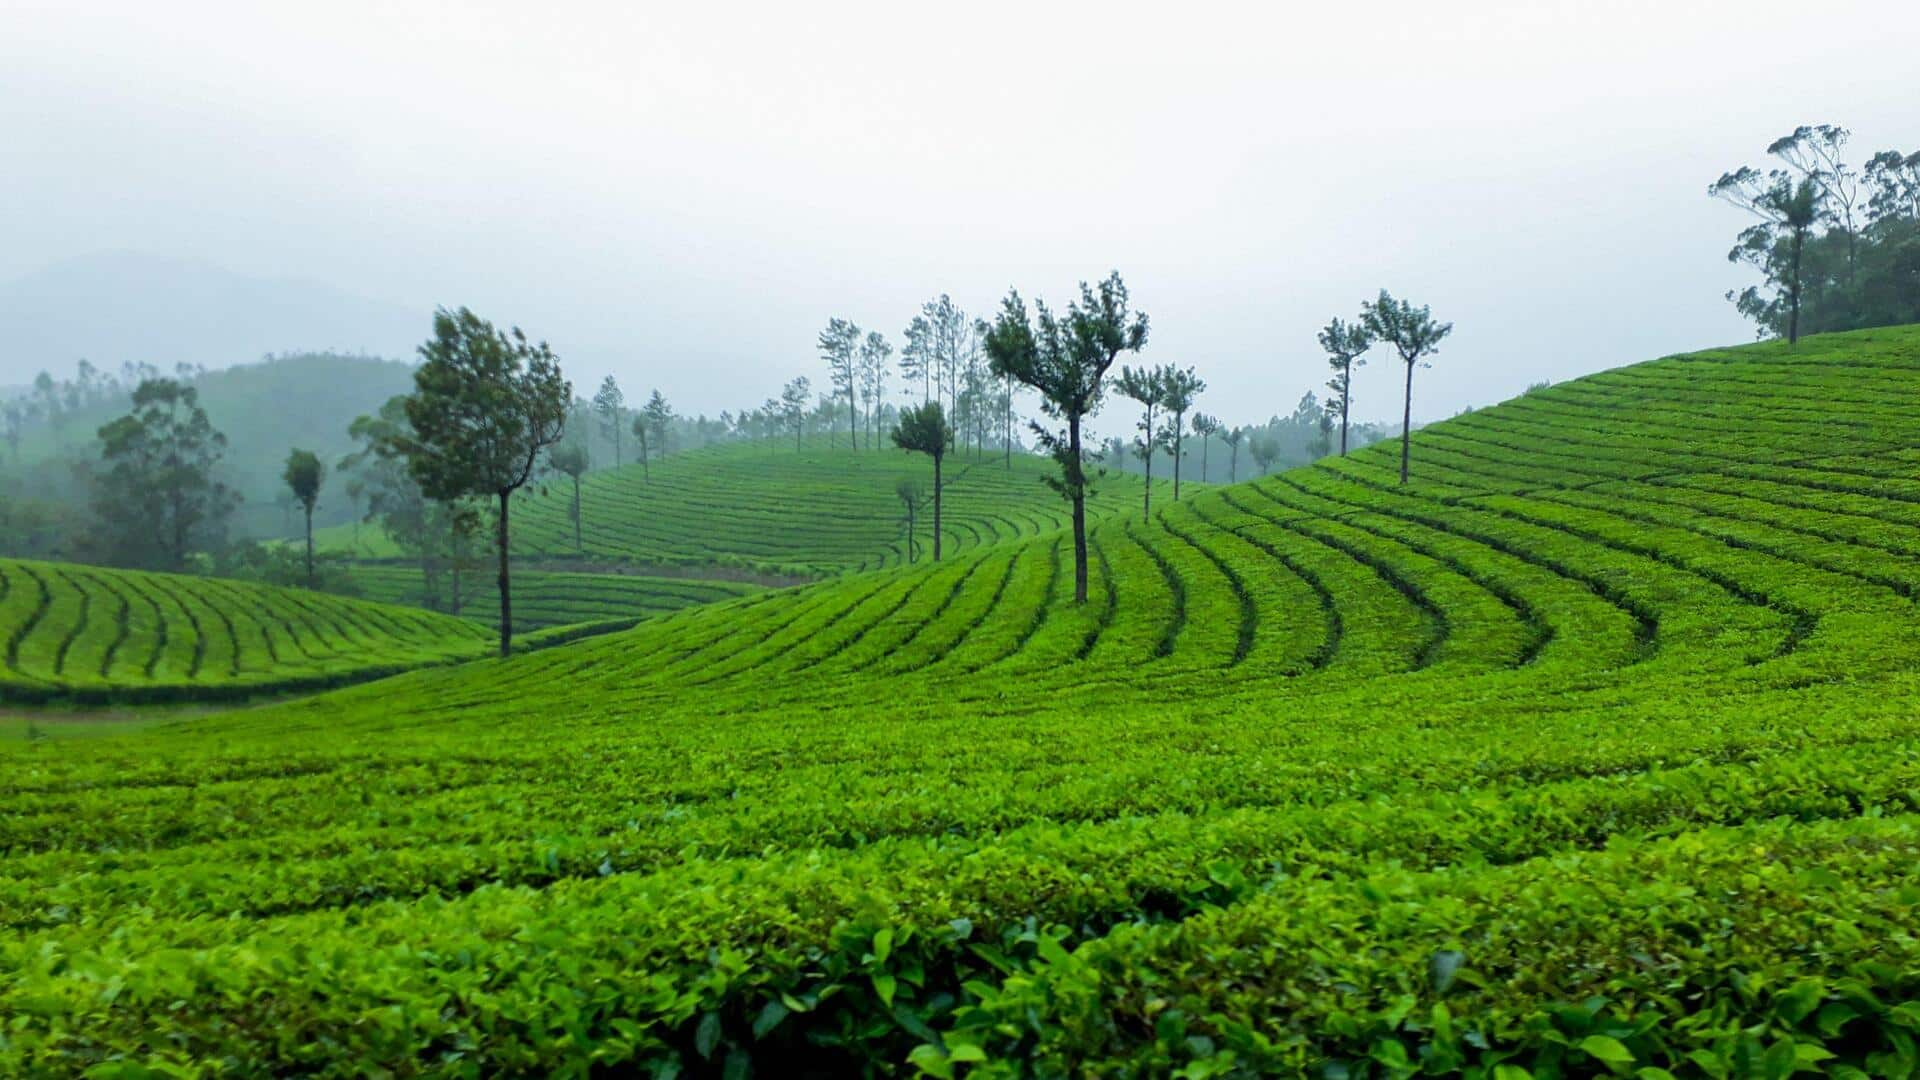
[{"xmin": 7, "ymin": 326, "xmax": 1920, "ymax": 1076}]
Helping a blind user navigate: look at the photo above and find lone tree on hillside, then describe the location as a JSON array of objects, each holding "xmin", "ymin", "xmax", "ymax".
[
  {"xmin": 890, "ymin": 400, "xmax": 951, "ymax": 561},
  {"xmin": 593, "ymin": 376, "xmax": 625, "ymax": 467},
  {"xmin": 1221, "ymin": 425, "xmax": 1245, "ymax": 483},
  {"xmin": 548, "ymin": 442, "xmax": 589, "ymax": 551},
  {"xmin": 1362, "ymin": 290, "xmax": 1454, "ymax": 485},
  {"xmin": 1710, "ymin": 168, "xmax": 1821, "ymax": 345},
  {"xmin": 986, "ymin": 271, "xmax": 1149, "ymax": 603},
  {"xmin": 642, "ymin": 390, "xmax": 675, "ymax": 459},
  {"xmin": 93, "ymin": 377, "xmax": 240, "ymax": 571},
  {"xmin": 1318, "ymin": 316, "xmax": 1372, "ymax": 455},
  {"xmin": 895, "ymin": 478, "xmax": 921, "ymax": 563},
  {"xmin": 819, "ymin": 317, "xmax": 862, "ymax": 448},
  {"xmin": 1114, "ymin": 364, "xmax": 1168, "ymax": 522},
  {"xmin": 1161, "ymin": 366, "xmax": 1205, "ymax": 501},
  {"xmin": 401, "ymin": 306, "xmax": 571, "ymax": 656},
  {"xmin": 1190, "ymin": 413, "xmax": 1220, "ymax": 483},
  {"xmin": 282, "ymin": 448, "xmax": 325, "ymax": 586}
]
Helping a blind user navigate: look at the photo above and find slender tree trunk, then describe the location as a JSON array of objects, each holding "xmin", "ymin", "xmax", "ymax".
[
  {"xmin": 932, "ymin": 453, "xmax": 943, "ymax": 561},
  {"xmin": 1339, "ymin": 363, "xmax": 1352, "ymax": 455},
  {"xmin": 496, "ymin": 490, "xmax": 512, "ymax": 657},
  {"xmin": 1142, "ymin": 431, "xmax": 1153, "ymax": 523},
  {"xmin": 303, "ymin": 506, "xmax": 314, "ymax": 587},
  {"xmin": 1069, "ymin": 414, "xmax": 1088, "ymax": 603},
  {"xmin": 1789, "ymin": 229, "xmax": 1804, "ymax": 345},
  {"xmin": 1399, "ymin": 358, "xmax": 1415, "ymax": 485},
  {"xmin": 1201, "ymin": 436, "xmax": 1209, "ymax": 484},
  {"xmin": 1230, "ymin": 444, "xmax": 1238, "ymax": 483},
  {"xmin": 848, "ymin": 385, "xmax": 857, "ymax": 449},
  {"xmin": 572, "ymin": 476, "xmax": 582, "ymax": 550},
  {"xmin": 906, "ymin": 503, "xmax": 915, "ymax": 563},
  {"xmin": 1005, "ymin": 385, "xmax": 1012, "ymax": 470},
  {"xmin": 1173, "ymin": 418, "xmax": 1184, "ymax": 501}
]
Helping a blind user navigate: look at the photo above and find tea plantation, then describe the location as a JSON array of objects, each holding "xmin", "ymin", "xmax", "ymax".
[
  {"xmin": 8, "ymin": 326, "xmax": 1920, "ymax": 1076},
  {"xmin": 340, "ymin": 564, "xmax": 764, "ymax": 631}
]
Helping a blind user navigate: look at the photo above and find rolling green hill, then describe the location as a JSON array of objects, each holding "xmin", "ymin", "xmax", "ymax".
[
  {"xmin": 10, "ymin": 326, "xmax": 1920, "ymax": 1074},
  {"xmin": 340, "ymin": 564, "xmax": 764, "ymax": 630},
  {"xmin": 316, "ymin": 438, "xmax": 1145, "ymax": 575},
  {"xmin": 0, "ymin": 558, "xmax": 497, "ymax": 702}
]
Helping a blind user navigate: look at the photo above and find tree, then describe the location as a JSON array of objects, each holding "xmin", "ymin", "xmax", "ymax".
[
  {"xmin": 1114, "ymin": 364, "xmax": 1168, "ymax": 522},
  {"xmin": 1221, "ymin": 426, "xmax": 1245, "ymax": 483},
  {"xmin": 1711, "ymin": 167, "xmax": 1821, "ymax": 344},
  {"xmin": 986, "ymin": 271, "xmax": 1149, "ymax": 603},
  {"xmin": 2, "ymin": 399, "xmax": 32, "ymax": 464},
  {"xmin": 548, "ymin": 442, "xmax": 589, "ymax": 550},
  {"xmin": 780, "ymin": 377, "xmax": 811, "ymax": 451},
  {"xmin": 92, "ymin": 378, "xmax": 240, "ymax": 570},
  {"xmin": 858, "ymin": 332, "xmax": 893, "ymax": 449},
  {"xmin": 900, "ymin": 314, "xmax": 932, "ymax": 404},
  {"xmin": 1249, "ymin": 434, "xmax": 1281, "ymax": 476},
  {"xmin": 1318, "ymin": 316, "xmax": 1372, "ymax": 455},
  {"xmin": 1362, "ymin": 290, "xmax": 1454, "ymax": 485},
  {"xmin": 399, "ymin": 307, "xmax": 571, "ymax": 656},
  {"xmin": 282, "ymin": 448, "xmax": 324, "ymax": 587},
  {"xmin": 1866, "ymin": 150, "xmax": 1920, "ymax": 222},
  {"xmin": 1161, "ymin": 366, "xmax": 1204, "ymax": 502},
  {"xmin": 895, "ymin": 478, "xmax": 921, "ymax": 563},
  {"xmin": 1771, "ymin": 125, "xmax": 1862, "ymax": 276},
  {"xmin": 642, "ymin": 390, "xmax": 675, "ymax": 459},
  {"xmin": 818, "ymin": 318, "xmax": 862, "ymax": 449},
  {"xmin": 1190, "ymin": 413, "xmax": 1219, "ymax": 482},
  {"xmin": 890, "ymin": 401, "xmax": 951, "ymax": 561},
  {"xmin": 593, "ymin": 376, "xmax": 625, "ymax": 467}
]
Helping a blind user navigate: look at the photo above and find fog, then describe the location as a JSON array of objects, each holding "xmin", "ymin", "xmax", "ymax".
[{"xmin": 4, "ymin": 0, "xmax": 1916, "ymax": 425}]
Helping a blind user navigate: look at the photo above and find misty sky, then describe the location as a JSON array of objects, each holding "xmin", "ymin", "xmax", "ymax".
[{"xmin": 5, "ymin": 0, "xmax": 1917, "ymax": 429}]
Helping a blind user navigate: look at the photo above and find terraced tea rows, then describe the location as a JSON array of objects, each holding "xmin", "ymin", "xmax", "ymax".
[
  {"xmin": 339, "ymin": 565, "xmax": 763, "ymax": 630},
  {"xmin": 319, "ymin": 440, "xmax": 1143, "ymax": 575},
  {"xmin": 0, "ymin": 558, "xmax": 497, "ymax": 703},
  {"xmin": 9, "ymin": 326, "xmax": 1920, "ymax": 1076}
]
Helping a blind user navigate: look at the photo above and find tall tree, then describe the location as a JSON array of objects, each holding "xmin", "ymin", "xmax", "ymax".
[
  {"xmin": 93, "ymin": 378, "xmax": 240, "ymax": 570},
  {"xmin": 890, "ymin": 401, "xmax": 951, "ymax": 561},
  {"xmin": 1, "ymin": 399, "xmax": 31, "ymax": 464},
  {"xmin": 1362, "ymin": 290, "xmax": 1454, "ymax": 485},
  {"xmin": 1711, "ymin": 167, "xmax": 1820, "ymax": 344},
  {"xmin": 1317, "ymin": 316, "xmax": 1372, "ymax": 455},
  {"xmin": 986, "ymin": 272, "xmax": 1149, "ymax": 603},
  {"xmin": 818, "ymin": 318, "xmax": 862, "ymax": 449},
  {"xmin": 642, "ymin": 390, "xmax": 675, "ymax": 459},
  {"xmin": 1190, "ymin": 413, "xmax": 1219, "ymax": 482},
  {"xmin": 1221, "ymin": 426, "xmax": 1245, "ymax": 483},
  {"xmin": 1114, "ymin": 364, "xmax": 1168, "ymax": 522},
  {"xmin": 780, "ymin": 377, "xmax": 811, "ymax": 451},
  {"xmin": 400, "ymin": 307, "xmax": 571, "ymax": 656},
  {"xmin": 900, "ymin": 314, "xmax": 932, "ymax": 404},
  {"xmin": 548, "ymin": 442, "xmax": 589, "ymax": 550},
  {"xmin": 282, "ymin": 448, "xmax": 324, "ymax": 586},
  {"xmin": 1249, "ymin": 434, "xmax": 1281, "ymax": 476},
  {"xmin": 858, "ymin": 332, "xmax": 893, "ymax": 449},
  {"xmin": 593, "ymin": 376, "xmax": 625, "ymax": 467},
  {"xmin": 1865, "ymin": 150, "xmax": 1920, "ymax": 222},
  {"xmin": 1771, "ymin": 125, "xmax": 1863, "ymax": 276},
  {"xmin": 1161, "ymin": 366, "xmax": 1204, "ymax": 502}
]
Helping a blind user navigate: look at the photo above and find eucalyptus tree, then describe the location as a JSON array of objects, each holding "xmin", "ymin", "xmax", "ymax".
[
  {"xmin": 857, "ymin": 331, "xmax": 892, "ymax": 449},
  {"xmin": 93, "ymin": 377, "xmax": 239, "ymax": 571},
  {"xmin": 1249, "ymin": 434, "xmax": 1281, "ymax": 477},
  {"xmin": 1711, "ymin": 167, "xmax": 1823, "ymax": 344},
  {"xmin": 1221, "ymin": 425, "xmax": 1245, "ymax": 483},
  {"xmin": 1190, "ymin": 413, "xmax": 1219, "ymax": 482},
  {"xmin": 642, "ymin": 390, "xmax": 675, "ymax": 458},
  {"xmin": 1318, "ymin": 316, "xmax": 1372, "ymax": 455},
  {"xmin": 1770, "ymin": 125, "xmax": 1862, "ymax": 274},
  {"xmin": 1114, "ymin": 365, "xmax": 1169, "ymax": 520},
  {"xmin": 399, "ymin": 306, "xmax": 571, "ymax": 655},
  {"xmin": 282, "ymin": 448, "xmax": 325, "ymax": 586},
  {"xmin": 593, "ymin": 376, "xmax": 625, "ymax": 467},
  {"xmin": 780, "ymin": 377, "xmax": 811, "ymax": 451},
  {"xmin": 1866, "ymin": 150, "xmax": 1920, "ymax": 221},
  {"xmin": 890, "ymin": 401, "xmax": 951, "ymax": 561},
  {"xmin": 1160, "ymin": 366, "xmax": 1205, "ymax": 501},
  {"xmin": 900, "ymin": 314, "xmax": 932, "ymax": 404},
  {"xmin": 818, "ymin": 317, "xmax": 862, "ymax": 448},
  {"xmin": 547, "ymin": 442, "xmax": 590, "ymax": 550},
  {"xmin": 986, "ymin": 272, "xmax": 1149, "ymax": 603},
  {"xmin": 1362, "ymin": 290, "xmax": 1454, "ymax": 484}
]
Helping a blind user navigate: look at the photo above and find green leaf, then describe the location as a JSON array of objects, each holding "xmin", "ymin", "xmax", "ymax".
[
  {"xmin": 694, "ymin": 1011, "xmax": 722, "ymax": 1060},
  {"xmin": 1493, "ymin": 1066, "xmax": 1532, "ymax": 1080},
  {"xmin": 907, "ymin": 1044, "xmax": 954, "ymax": 1079},
  {"xmin": 873, "ymin": 928, "xmax": 894, "ymax": 965},
  {"xmin": 751, "ymin": 1000, "xmax": 787, "ymax": 1040},
  {"xmin": 1580, "ymin": 1035, "xmax": 1635, "ymax": 1065},
  {"xmin": 1428, "ymin": 949, "xmax": 1465, "ymax": 994},
  {"xmin": 872, "ymin": 972, "xmax": 897, "ymax": 1007}
]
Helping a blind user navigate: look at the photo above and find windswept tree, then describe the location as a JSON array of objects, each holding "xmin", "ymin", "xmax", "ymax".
[
  {"xmin": 1190, "ymin": 413, "xmax": 1219, "ymax": 482},
  {"xmin": 1362, "ymin": 290, "xmax": 1454, "ymax": 484},
  {"xmin": 1114, "ymin": 364, "xmax": 1168, "ymax": 521},
  {"xmin": 890, "ymin": 401, "xmax": 951, "ymax": 561},
  {"xmin": 1221, "ymin": 425, "xmax": 1245, "ymax": 483},
  {"xmin": 818, "ymin": 318, "xmax": 861, "ymax": 448},
  {"xmin": 1161, "ymin": 366, "xmax": 1205, "ymax": 501},
  {"xmin": 282, "ymin": 448, "xmax": 325, "ymax": 586},
  {"xmin": 593, "ymin": 376, "xmax": 625, "ymax": 467},
  {"xmin": 1318, "ymin": 316, "xmax": 1372, "ymax": 455},
  {"xmin": 93, "ymin": 378, "xmax": 240, "ymax": 571},
  {"xmin": 857, "ymin": 332, "xmax": 892, "ymax": 449},
  {"xmin": 400, "ymin": 307, "xmax": 571, "ymax": 656},
  {"xmin": 548, "ymin": 442, "xmax": 589, "ymax": 550},
  {"xmin": 986, "ymin": 271, "xmax": 1149, "ymax": 603},
  {"xmin": 1711, "ymin": 167, "xmax": 1821, "ymax": 344},
  {"xmin": 895, "ymin": 478, "xmax": 921, "ymax": 562},
  {"xmin": 780, "ymin": 377, "xmax": 811, "ymax": 451}
]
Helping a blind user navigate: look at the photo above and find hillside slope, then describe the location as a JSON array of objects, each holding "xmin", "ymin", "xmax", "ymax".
[
  {"xmin": 10, "ymin": 326, "xmax": 1920, "ymax": 1074},
  {"xmin": 318, "ymin": 438, "xmax": 1144, "ymax": 575}
]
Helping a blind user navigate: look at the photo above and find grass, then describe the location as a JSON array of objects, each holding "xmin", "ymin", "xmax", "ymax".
[
  {"xmin": 314, "ymin": 438, "xmax": 1145, "ymax": 576},
  {"xmin": 8, "ymin": 325, "xmax": 1920, "ymax": 1075},
  {"xmin": 337, "ymin": 564, "xmax": 765, "ymax": 630}
]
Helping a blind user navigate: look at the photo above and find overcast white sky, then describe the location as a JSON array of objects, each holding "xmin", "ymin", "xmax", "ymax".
[{"xmin": 4, "ymin": 0, "xmax": 1917, "ymax": 427}]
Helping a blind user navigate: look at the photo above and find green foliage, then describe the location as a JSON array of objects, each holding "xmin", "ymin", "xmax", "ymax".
[
  {"xmin": 335, "ymin": 564, "xmax": 759, "ymax": 630},
  {"xmin": 9, "ymin": 326, "xmax": 1920, "ymax": 1074},
  {"xmin": 91, "ymin": 378, "xmax": 241, "ymax": 571}
]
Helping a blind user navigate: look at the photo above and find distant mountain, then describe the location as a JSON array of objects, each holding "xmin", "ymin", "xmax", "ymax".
[{"xmin": 0, "ymin": 252, "xmax": 424, "ymax": 384}]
